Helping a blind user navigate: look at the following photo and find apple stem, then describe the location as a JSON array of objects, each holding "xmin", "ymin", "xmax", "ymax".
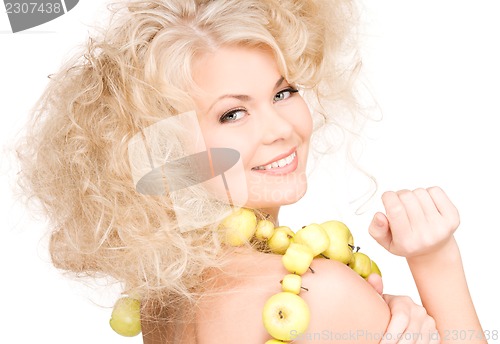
[
  {"xmin": 308, "ymin": 266, "xmax": 315, "ymax": 274},
  {"xmin": 301, "ymin": 286, "xmax": 309, "ymax": 292},
  {"xmin": 279, "ymin": 310, "xmax": 284, "ymax": 319},
  {"xmin": 348, "ymin": 244, "xmax": 360, "ymax": 252},
  {"xmin": 320, "ymin": 253, "xmax": 329, "ymax": 259}
]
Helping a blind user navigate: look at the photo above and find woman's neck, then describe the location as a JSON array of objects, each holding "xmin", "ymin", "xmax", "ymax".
[{"xmin": 260, "ymin": 207, "xmax": 280, "ymax": 226}]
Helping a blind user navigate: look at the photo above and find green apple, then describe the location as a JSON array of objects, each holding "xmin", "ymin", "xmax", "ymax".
[
  {"xmin": 320, "ymin": 220, "xmax": 354, "ymax": 264},
  {"xmin": 265, "ymin": 340, "xmax": 286, "ymax": 344},
  {"xmin": 282, "ymin": 243, "xmax": 314, "ymax": 275},
  {"xmin": 268, "ymin": 226, "xmax": 294, "ymax": 254},
  {"xmin": 349, "ymin": 252, "xmax": 372, "ymax": 278},
  {"xmin": 109, "ymin": 297, "xmax": 142, "ymax": 337},
  {"xmin": 219, "ymin": 208, "xmax": 257, "ymax": 246},
  {"xmin": 293, "ymin": 223, "xmax": 330, "ymax": 256},
  {"xmin": 255, "ymin": 219, "xmax": 275, "ymax": 241},
  {"xmin": 262, "ymin": 292, "xmax": 310, "ymax": 341},
  {"xmin": 370, "ymin": 259, "xmax": 382, "ymax": 277},
  {"xmin": 281, "ymin": 274, "xmax": 302, "ymax": 294}
]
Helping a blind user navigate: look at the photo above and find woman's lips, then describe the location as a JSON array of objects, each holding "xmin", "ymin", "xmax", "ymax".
[{"xmin": 251, "ymin": 150, "xmax": 298, "ymax": 175}]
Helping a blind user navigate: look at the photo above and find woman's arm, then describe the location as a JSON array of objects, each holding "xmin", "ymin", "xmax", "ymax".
[
  {"xmin": 407, "ymin": 238, "xmax": 484, "ymax": 343},
  {"xmin": 369, "ymin": 187, "xmax": 485, "ymax": 343}
]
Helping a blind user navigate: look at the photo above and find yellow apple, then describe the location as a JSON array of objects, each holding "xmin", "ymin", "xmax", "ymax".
[
  {"xmin": 262, "ymin": 292, "xmax": 310, "ymax": 341},
  {"xmin": 320, "ymin": 220, "xmax": 354, "ymax": 264},
  {"xmin": 293, "ymin": 223, "xmax": 330, "ymax": 256},
  {"xmin": 349, "ymin": 252, "xmax": 372, "ymax": 278},
  {"xmin": 265, "ymin": 339, "xmax": 287, "ymax": 344},
  {"xmin": 255, "ymin": 219, "xmax": 275, "ymax": 241},
  {"xmin": 282, "ymin": 243, "xmax": 314, "ymax": 275},
  {"xmin": 281, "ymin": 274, "xmax": 302, "ymax": 294},
  {"xmin": 268, "ymin": 226, "xmax": 294, "ymax": 254},
  {"xmin": 219, "ymin": 208, "xmax": 257, "ymax": 246},
  {"xmin": 370, "ymin": 259, "xmax": 382, "ymax": 277},
  {"xmin": 109, "ymin": 297, "xmax": 142, "ymax": 337}
]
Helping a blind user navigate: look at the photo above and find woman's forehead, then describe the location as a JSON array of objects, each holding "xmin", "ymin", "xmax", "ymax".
[{"xmin": 191, "ymin": 46, "xmax": 282, "ymax": 93}]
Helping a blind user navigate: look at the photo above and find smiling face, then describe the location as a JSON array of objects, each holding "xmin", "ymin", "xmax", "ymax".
[{"xmin": 192, "ymin": 46, "xmax": 313, "ymax": 216}]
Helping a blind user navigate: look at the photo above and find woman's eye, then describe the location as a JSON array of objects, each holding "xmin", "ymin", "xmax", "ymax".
[
  {"xmin": 273, "ymin": 87, "xmax": 298, "ymax": 103},
  {"xmin": 219, "ymin": 108, "xmax": 247, "ymax": 123}
]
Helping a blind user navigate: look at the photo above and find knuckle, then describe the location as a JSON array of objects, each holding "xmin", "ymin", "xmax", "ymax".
[
  {"xmin": 413, "ymin": 187, "xmax": 427, "ymax": 196},
  {"xmin": 397, "ymin": 188, "xmax": 411, "ymax": 194},
  {"xmin": 427, "ymin": 185, "xmax": 443, "ymax": 194},
  {"xmin": 400, "ymin": 295, "xmax": 413, "ymax": 304},
  {"xmin": 426, "ymin": 315, "xmax": 437, "ymax": 329},
  {"xmin": 388, "ymin": 205, "xmax": 406, "ymax": 219},
  {"xmin": 381, "ymin": 191, "xmax": 395, "ymax": 202},
  {"xmin": 381, "ymin": 190, "xmax": 392, "ymax": 198},
  {"xmin": 391, "ymin": 311, "xmax": 410, "ymax": 326},
  {"xmin": 413, "ymin": 304, "xmax": 428, "ymax": 318},
  {"xmin": 398, "ymin": 190, "xmax": 414, "ymax": 201},
  {"xmin": 449, "ymin": 212, "xmax": 461, "ymax": 229}
]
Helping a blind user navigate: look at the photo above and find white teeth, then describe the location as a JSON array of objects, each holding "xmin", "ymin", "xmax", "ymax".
[{"xmin": 254, "ymin": 152, "xmax": 296, "ymax": 170}]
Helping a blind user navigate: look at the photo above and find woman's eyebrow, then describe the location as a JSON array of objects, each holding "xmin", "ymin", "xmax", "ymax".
[
  {"xmin": 208, "ymin": 94, "xmax": 251, "ymax": 113},
  {"xmin": 207, "ymin": 76, "xmax": 285, "ymax": 113},
  {"xmin": 274, "ymin": 76, "xmax": 286, "ymax": 89}
]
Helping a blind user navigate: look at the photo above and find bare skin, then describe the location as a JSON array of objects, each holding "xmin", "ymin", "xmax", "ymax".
[{"xmin": 196, "ymin": 249, "xmax": 391, "ymax": 343}]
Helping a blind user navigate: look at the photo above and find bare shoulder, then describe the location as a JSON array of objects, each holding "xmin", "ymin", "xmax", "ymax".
[
  {"xmin": 196, "ymin": 249, "xmax": 390, "ymax": 344},
  {"xmin": 300, "ymin": 258, "xmax": 390, "ymax": 343}
]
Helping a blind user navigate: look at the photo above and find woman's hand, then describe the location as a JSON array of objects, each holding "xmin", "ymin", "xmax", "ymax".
[
  {"xmin": 368, "ymin": 187, "xmax": 460, "ymax": 258},
  {"xmin": 366, "ymin": 274, "xmax": 439, "ymax": 343},
  {"xmin": 366, "ymin": 187, "xmax": 484, "ymax": 342},
  {"xmin": 381, "ymin": 294, "xmax": 440, "ymax": 344}
]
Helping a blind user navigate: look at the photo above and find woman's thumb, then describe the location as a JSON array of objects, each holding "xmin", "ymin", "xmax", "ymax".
[{"xmin": 368, "ymin": 212, "xmax": 392, "ymax": 251}]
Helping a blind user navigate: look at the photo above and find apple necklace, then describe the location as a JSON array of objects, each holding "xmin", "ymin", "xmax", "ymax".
[{"xmin": 109, "ymin": 207, "xmax": 382, "ymax": 342}]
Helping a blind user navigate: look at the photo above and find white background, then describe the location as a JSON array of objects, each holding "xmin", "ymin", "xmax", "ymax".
[{"xmin": 1, "ymin": 1, "xmax": 499, "ymax": 343}]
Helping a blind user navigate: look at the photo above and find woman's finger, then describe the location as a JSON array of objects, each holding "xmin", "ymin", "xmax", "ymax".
[
  {"xmin": 380, "ymin": 295, "xmax": 411, "ymax": 344},
  {"xmin": 411, "ymin": 188, "xmax": 439, "ymax": 219},
  {"xmin": 396, "ymin": 190, "xmax": 427, "ymax": 228},
  {"xmin": 427, "ymin": 186, "xmax": 460, "ymax": 229},
  {"xmin": 381, "ymin": 191, "xmax": 412, "ymax": 240}
]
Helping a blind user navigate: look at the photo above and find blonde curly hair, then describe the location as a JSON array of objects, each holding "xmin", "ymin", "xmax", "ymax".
[{"xmin": 17, "ymin": 0, "xmax": 360, "ymax": 322}]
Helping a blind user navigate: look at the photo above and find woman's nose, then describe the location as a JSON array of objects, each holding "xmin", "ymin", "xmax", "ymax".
[{"xmin": 258, "ymin": 105, "xmax": 294, "ymax": 145}]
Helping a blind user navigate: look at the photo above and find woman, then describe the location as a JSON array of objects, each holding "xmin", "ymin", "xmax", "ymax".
[{"xmin": 16, "ymin": 0, "xmax": 484, "ymax": 343}]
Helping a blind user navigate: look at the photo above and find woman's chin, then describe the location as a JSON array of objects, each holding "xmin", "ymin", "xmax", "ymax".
[{"xmin": 244, "ymin": 183, "xmax": 308, "ymax": 210}]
